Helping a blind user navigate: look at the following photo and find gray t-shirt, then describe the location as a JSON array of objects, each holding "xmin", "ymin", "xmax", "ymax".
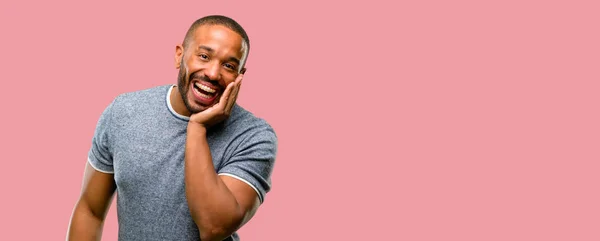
[{"xmin": 87, "ymin": 85, "xmax": 278, "ymax": 241}]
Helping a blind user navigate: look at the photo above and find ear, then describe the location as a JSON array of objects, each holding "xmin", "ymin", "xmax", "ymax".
[{"xmin": 175, "ymin": 44, "xmax": 184, "ymax": 69}]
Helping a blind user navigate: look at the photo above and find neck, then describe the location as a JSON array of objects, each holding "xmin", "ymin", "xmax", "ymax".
[{"xmin": 170, "ymin": 85, "xmax": 192, "ymax": 117}]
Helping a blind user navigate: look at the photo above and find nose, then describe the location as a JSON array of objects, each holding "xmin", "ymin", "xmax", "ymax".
[{"xmin": 204, "ymin": 61, "xmax": 221, "ymax": 81}]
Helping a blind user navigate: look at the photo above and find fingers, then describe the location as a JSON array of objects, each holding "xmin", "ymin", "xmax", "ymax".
[
  {"xmin": 225, "ymin": 84, "xmax": 240, "ymax": 113},
  {"xmin": 225, "ymin": 76, "xmax": 242, "ymax": 113},
  {"xmin": 211, "ymin": 85, "xmax": 231, "ymax": 114},
  {"xmin": 216, "ymin": 74, "xmax": 243, "ymax": 115}
]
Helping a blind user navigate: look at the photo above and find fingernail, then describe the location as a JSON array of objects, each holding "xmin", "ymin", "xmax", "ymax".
[{"xmin": 241, "ymin": 69, "xmax": 246, "ymax": 74}]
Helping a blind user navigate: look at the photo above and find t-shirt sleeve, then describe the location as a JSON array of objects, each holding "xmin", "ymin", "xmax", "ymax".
[
  {"xmin": 87, "ymin": 98, "xmax": 117, "ymax": 174},
  {"xmin": 218, "ymin": 125, "xmax": 278, "ymax": 204}
]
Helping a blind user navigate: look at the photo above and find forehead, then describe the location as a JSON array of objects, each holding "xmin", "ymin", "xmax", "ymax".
[{"xmin": 190, "ymin": 24, "xmax": 244, "ymax": 57}]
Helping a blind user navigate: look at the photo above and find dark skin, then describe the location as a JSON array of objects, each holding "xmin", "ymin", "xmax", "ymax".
[
  {"xmin": 67, "ymin": 163, "xmax": 116, "ymax": 241},
  {"xmin": 68, "ymin": 25, "xmax": 259, "ymax": 241}
]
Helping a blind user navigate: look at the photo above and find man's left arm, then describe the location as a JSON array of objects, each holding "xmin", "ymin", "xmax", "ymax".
[
  {"xmin": 184, "ymin": 124, "xmax": 263, "ymax": 241},
  {"xmin": 184, "ymin": 75, "xmax": 276, "ymax": 241}
]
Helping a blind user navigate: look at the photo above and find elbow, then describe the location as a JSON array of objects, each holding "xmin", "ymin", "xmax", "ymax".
[
  {"xmin": 197, "ymin": 212, "xmax": 244, "ymax": 241},
  {"xmin": 199, "ymin": 227, "xmax": 228, "ymax": 241}
]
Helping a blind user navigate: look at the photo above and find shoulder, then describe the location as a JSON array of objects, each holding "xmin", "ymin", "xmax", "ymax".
[
  {"xmin": 95, "ymin": 85, "xmax": 172, "ymax": 130},
  {"xmin": 111, "ymin": 85, "xmax": 171, "ymax": 110},
  {"xmin": 227, "ymin": 104, "xmax": 277, "ymax": 140},
  {"xmin": 217, "ymin": 104, "xmax": 278, "ymax": 153}
]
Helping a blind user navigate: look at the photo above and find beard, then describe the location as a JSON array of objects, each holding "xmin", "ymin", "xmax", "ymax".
[
  {"xmin": 177, "ymin": 65, "xmax": 197, "ymax": 114},
  {"xmin": 177, "ymin": 62, "xmax": 221, "ymax": 114}
]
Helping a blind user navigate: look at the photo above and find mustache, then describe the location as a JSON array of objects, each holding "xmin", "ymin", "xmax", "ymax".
[{"xmin": 190, "ymin": 72, "xmax": 217, "ymax": 84}]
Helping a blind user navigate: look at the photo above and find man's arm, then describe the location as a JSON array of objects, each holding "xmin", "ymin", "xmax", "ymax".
[
  {"xmin": 185, "ymin": 123, "xmax": 261, "ymax": 241},
  {"xmin": 67, "ymin": 162, "xmax": 116, "ymax": 241},
  {"xmin": 183, "ymin": 74, "xmax": 265, "ymax": 241}
]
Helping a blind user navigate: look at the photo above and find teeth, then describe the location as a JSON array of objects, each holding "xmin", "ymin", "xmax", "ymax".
[
  {"xmin": 194, "ymin": 82, "xmax": 216, "ymax": 93},
  {"xmin": 193, "ymin": 87, "xmax": 212, "ymax": 99}
]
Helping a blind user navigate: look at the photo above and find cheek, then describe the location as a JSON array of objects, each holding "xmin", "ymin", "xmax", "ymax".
[
  {"xmin": 182, "ymin": 61, "xmax": 191, "ymax": 75},
  {"xmin": 181, "ymin": 56, "xmax": 197, "ymax": 74},
  {"xmin": 184, "ymin": 58, "xmax": 204, "ymax": 73},
  {"xmin": 219, "ymin": 78, "xmax": 234, "ymax": 89},
  {"xmin": 226, "ymin": 73, "xmax": 240, "ymax": 84}
]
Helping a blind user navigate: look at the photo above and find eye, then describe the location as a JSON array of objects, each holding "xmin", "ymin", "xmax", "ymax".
[
  {"xmin": 198, "ymin": 54, "xmax": 209, "ymax": 60},
  {"xmin": 223, "ymin": 63, "xmax": 236, "ymax": 70}
]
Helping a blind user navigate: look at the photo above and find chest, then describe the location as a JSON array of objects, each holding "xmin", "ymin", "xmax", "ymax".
[{"xmin": 110, "ymin": 120, "xmax": 229, "ymax": 195}]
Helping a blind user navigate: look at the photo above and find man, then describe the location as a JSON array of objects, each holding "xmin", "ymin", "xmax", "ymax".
[{"xmin": 67, "ymin": 15, "xmax": 278, "ymax": 241}]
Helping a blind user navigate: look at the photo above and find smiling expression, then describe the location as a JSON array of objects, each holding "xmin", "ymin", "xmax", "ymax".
[{"xmin": 175, "ymin": 24, "xmax": 246, "ymax": 114}]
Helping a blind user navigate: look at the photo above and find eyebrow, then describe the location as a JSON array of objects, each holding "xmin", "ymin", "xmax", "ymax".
[
  {"xmin": 197, "ymin": 45, "xmax": 214, "ymax": 52},
  {"xmin": 227, "ymin": 56, "xmax": 240, "ymax": 65},
  {"xmin": 196, "ymin": 45, "xmax": 241, "ymax": 65}
]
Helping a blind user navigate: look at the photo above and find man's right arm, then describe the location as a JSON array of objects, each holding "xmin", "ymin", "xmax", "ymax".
[{"xmin": 67, "ymin": 162, "xmax": 116, "ymax": 241}]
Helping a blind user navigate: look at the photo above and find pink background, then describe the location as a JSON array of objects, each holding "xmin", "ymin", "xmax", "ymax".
[{"xmin": 1, "ymin": 0, "xmax": 599, "ymax": 240}]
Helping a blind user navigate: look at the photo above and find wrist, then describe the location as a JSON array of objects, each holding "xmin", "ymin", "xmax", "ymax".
[{"xmin": 187, "ymin": 122, "xmax": 208, "ymax": 134}]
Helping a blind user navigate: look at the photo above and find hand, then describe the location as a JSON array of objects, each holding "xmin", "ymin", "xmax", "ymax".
[{"xmin": 189, "ymin": 74, "xmax": 243, "ymax": 128}]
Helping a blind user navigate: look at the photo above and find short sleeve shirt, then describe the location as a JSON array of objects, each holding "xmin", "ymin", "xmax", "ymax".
[{"xmin": 87, "ymin": 85, "xmax": 277, "ymax": 241}]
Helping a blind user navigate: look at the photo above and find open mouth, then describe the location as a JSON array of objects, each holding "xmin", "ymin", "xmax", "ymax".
[{"xmin": 191, "ymin": 81, "xmax": 219, "ymax": 104}]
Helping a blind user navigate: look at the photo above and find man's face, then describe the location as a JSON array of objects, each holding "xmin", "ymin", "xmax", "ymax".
[{"xmin": 176, "ymin": 24, "xmax": 245, "ymax": 114}]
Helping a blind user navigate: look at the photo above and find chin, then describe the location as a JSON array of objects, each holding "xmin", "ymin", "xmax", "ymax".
[
  {"xmin": 187, "ymin": 103, "xmax": 209, "ymax": 114},
  {"xmin": 185, "ymin": 96, "xmax": 215, "ymax": 114}
]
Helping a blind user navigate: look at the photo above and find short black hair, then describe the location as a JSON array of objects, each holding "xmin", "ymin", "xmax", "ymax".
[{"xmin": 182, "ymin": 15, "xmax": 250, "ymax": 67}]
